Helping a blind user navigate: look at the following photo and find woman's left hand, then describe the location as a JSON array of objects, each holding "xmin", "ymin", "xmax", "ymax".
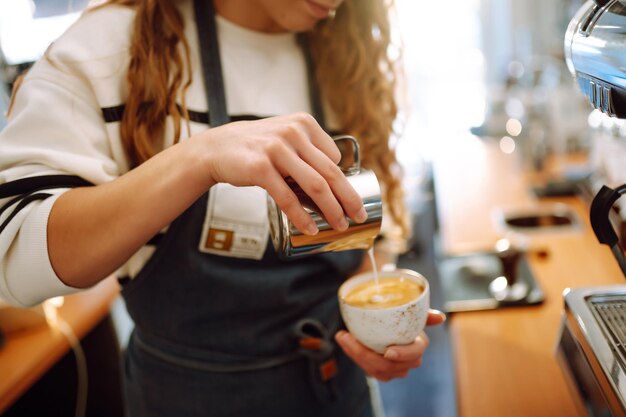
[{"xmin": 335, "ymin": 309, "xmax": 446, "ymax": 382}]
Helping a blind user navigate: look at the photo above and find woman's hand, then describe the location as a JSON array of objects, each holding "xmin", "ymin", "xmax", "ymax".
[
  {"xmin": 192, "ymin": 112, "xmax": 367, "ymax": 235},
  {"xmin": 48, "ymin": 111, "xmax": 366, "ymax": 288},
  {"xmin": 335, "ymin": 309, "xmax": 446, "ymax": 382}
]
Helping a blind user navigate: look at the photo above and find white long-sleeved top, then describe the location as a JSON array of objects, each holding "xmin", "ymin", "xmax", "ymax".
[{"xmin": 0, "ymin": 1, "xmax": 317, "ymax": 306}]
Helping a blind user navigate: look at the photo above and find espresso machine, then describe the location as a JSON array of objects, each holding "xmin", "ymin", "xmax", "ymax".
[{"xmin": 558, "ymin": 1, "xmax": 626, "ymax": 416}]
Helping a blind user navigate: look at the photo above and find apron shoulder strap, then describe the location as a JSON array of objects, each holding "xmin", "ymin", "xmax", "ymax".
[
  {"xmin": 192, "ymin": 0, "xmax": 326, "ymax": 129},
  {"xmin": 193, "ymin": 0, "xmax": 229, "ymax": 127}
]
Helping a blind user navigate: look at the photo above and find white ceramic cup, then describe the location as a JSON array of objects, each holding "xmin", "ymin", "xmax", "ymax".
[{"xmin": 338, "ymin": 269, "xmax": 430, "ymax": 354}]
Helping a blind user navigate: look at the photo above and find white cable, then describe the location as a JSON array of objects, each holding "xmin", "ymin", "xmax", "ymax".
[
  {"xmin": 367, "ymin": 376, "xmax": 387, "ymax": 417},
  {"xmin": 56, "ymin": 317, "xmax": 88, "ymax": 417},
  {"xmin": 43, "ymin": 299, "xmax": 88, "ymax": 417}
]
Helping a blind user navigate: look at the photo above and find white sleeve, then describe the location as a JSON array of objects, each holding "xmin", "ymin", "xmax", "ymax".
[
  {"xmin": 0, "ymin": 193, "xmax": 81, "ymax": 307},
  {"xmin": 0, "ymin": 58, "xmax": 121, "ymax": 307}
]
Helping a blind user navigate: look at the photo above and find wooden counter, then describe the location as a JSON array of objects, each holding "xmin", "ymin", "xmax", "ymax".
[
  {"xmin": 432, "ymin": 135, "xmax": 625, "ymax": 417},
  {"xmin": 0, "ymin": 276, "xmax": 120, "ymax": 413}
]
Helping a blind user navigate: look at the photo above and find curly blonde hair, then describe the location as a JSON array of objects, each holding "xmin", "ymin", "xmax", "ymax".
[{"xmin": 100, "ymin": 0, "xmax": 410, "ymax": 246}]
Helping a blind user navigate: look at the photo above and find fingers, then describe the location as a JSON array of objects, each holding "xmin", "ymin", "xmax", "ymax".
[
  {"xmin": 297, "ymin": 145, "xmax": 368, "ymax": 225},
  {"xmin": 288, "ymin": 112, "xmax": 342, "ymax": 164},
  {"xmin": 335, "ymin": 330, "xmax": 427, "ymax": 382},
  {"xmin": 426, "ymin": 309, "xmax": 447, "ymax": 326},
  {"xmin": 281, "ymin": 114, "xmax": 367, "ymax": 226},
  {"xmin": 265, "ymin": 113, "xmax": 342, "ymax": 165},
  {"xmin": 267, "ymin": 113, "xmax": 367, "ymax": 231},
  {"xmin": 276, "ymin": 151, "xmax": 367, "ymax": 230},
  {"xmin": 260, "ymin": 169, "xmax": 319, "ymax": 236},
  {"xmin": 335, "ymin": 331, "xmax": 382, "ymax": 370},
  {"xmin": 203, "ymin": 112, "xmax": 367, "ymax": 235},
  {"xmin": 270, "ymin": 146, "xmax": 349, "ymax": 232},
  {"xmin": 383, "ymin": 333, "xmax": 429, "ymax": 365}
]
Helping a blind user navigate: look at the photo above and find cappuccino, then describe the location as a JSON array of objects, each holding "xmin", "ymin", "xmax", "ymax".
[
  {"xmin": 338, "ymin": 269, "xmax": 430, "ymax": 353},
  {"xmin": 342, "ymin": 277, "xmax": 424, "ymax": 309}
]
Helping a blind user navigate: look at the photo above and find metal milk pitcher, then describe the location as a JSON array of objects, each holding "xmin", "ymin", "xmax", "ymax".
[{"xmin": 268, "ymin": 135, "xmax": 383, "ymax": 258}]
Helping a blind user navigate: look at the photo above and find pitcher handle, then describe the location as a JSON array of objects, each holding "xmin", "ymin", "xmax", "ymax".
[{"xmin": 332, "ymin": 135, "xmax": 361, "ymax": 175}]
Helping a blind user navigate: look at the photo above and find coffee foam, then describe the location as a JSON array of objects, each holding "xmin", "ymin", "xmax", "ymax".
[{"xmin": 342, "ymin": 277, "xmax": 424, "ymax": 309}]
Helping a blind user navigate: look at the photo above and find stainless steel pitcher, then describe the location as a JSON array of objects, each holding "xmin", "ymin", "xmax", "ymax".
[{"xmin": 268, "ymin": 135, "xmax": 383, "ymax": 258}]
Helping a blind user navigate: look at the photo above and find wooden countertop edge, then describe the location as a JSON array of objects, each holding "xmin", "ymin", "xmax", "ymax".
[
  {"xmin": 0, "ymin": 277, "xmax": 120, "ymax": 413},
  {"xmin": 432, "ymin": 137, "xmax": 626, "ymax": 417}
]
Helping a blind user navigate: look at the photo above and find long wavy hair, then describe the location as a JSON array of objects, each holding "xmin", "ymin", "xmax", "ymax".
[{"xmin": 98, "ymin": 0, "xmax": 410, "ymax": 246}]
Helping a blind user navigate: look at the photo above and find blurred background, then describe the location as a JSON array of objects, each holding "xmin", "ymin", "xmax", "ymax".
[
  {"xmin": 0, "ymin": 0, "xmax": 593, "ymax": 217},
  {"xmin": 1, "ymin": 1, "xmax": 606, "ymax": 416},
  {"xmin": 394, "ymin": 0, "xmax": 589, "ymax": 211},
  {"xmin": 387, "ymin": 2, "xmax": 591, "ymax": 417}
]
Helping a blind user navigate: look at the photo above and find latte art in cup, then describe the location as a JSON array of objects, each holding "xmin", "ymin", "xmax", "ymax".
[
  {"xmin": 342, "ymin": 277, "xmax": 424, "ymax": 309},
  {"xmin": 338, "ymin": 269, "xmax": 430, "ymax": 353}
]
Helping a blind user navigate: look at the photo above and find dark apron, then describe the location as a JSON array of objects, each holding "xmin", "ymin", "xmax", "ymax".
[
  {"xmin": 121, "ymin": 193, "xmax": 369, "ymax": 417},
  {"xmin": 120, "ymin": 1, "xmax": 370, "ymax": 416}
]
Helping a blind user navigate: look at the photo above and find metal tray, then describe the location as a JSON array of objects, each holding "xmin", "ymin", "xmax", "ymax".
[{"xmin": 437, "ymin": 252, "xmax": 544, "ymax": 312}]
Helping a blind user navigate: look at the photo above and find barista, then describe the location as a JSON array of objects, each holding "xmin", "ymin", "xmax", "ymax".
[{"xmin": 0, "ymin": 0, "xmax": 445, "ymax": 416}]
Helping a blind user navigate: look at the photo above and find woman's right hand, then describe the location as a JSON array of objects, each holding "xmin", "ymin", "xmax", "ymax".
[
  {"xmin": 191, "ymin": 112, "xmax": 368, "ymax": 235},
  {"xmin": 48, "ymin": 112, "xmax": 367, "ymax": 288}
]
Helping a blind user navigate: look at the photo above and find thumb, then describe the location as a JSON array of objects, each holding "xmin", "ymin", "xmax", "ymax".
[{"xmin": 426, "ymin": 309, "xmax": 446, "ymax": 326}]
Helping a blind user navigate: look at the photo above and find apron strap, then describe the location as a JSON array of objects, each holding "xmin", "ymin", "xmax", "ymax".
[
  {"xmin": 192, "ymin": 0, "xmax": 326, "ymax": 129},
  {"xmin": 193, "ymin": 0, "xmax": 229, "ymax": 127},
  {"xmin": 132, "ymin": 316, "xmax": 345, "ymax": 404},
  {"xmin": 293, "ymin": 318, "xmax": 340, "ymax": 400},
  {"xmin": 298, "ymin": 34, "xmax": 327, "ymax": 130},
  {"xmin": 132, "ymin": 317, "xmax": 341, "ymax": 376},
  {"xmin": 133, "ymin": 329, "xmax": 302, "ymax": 373}
]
